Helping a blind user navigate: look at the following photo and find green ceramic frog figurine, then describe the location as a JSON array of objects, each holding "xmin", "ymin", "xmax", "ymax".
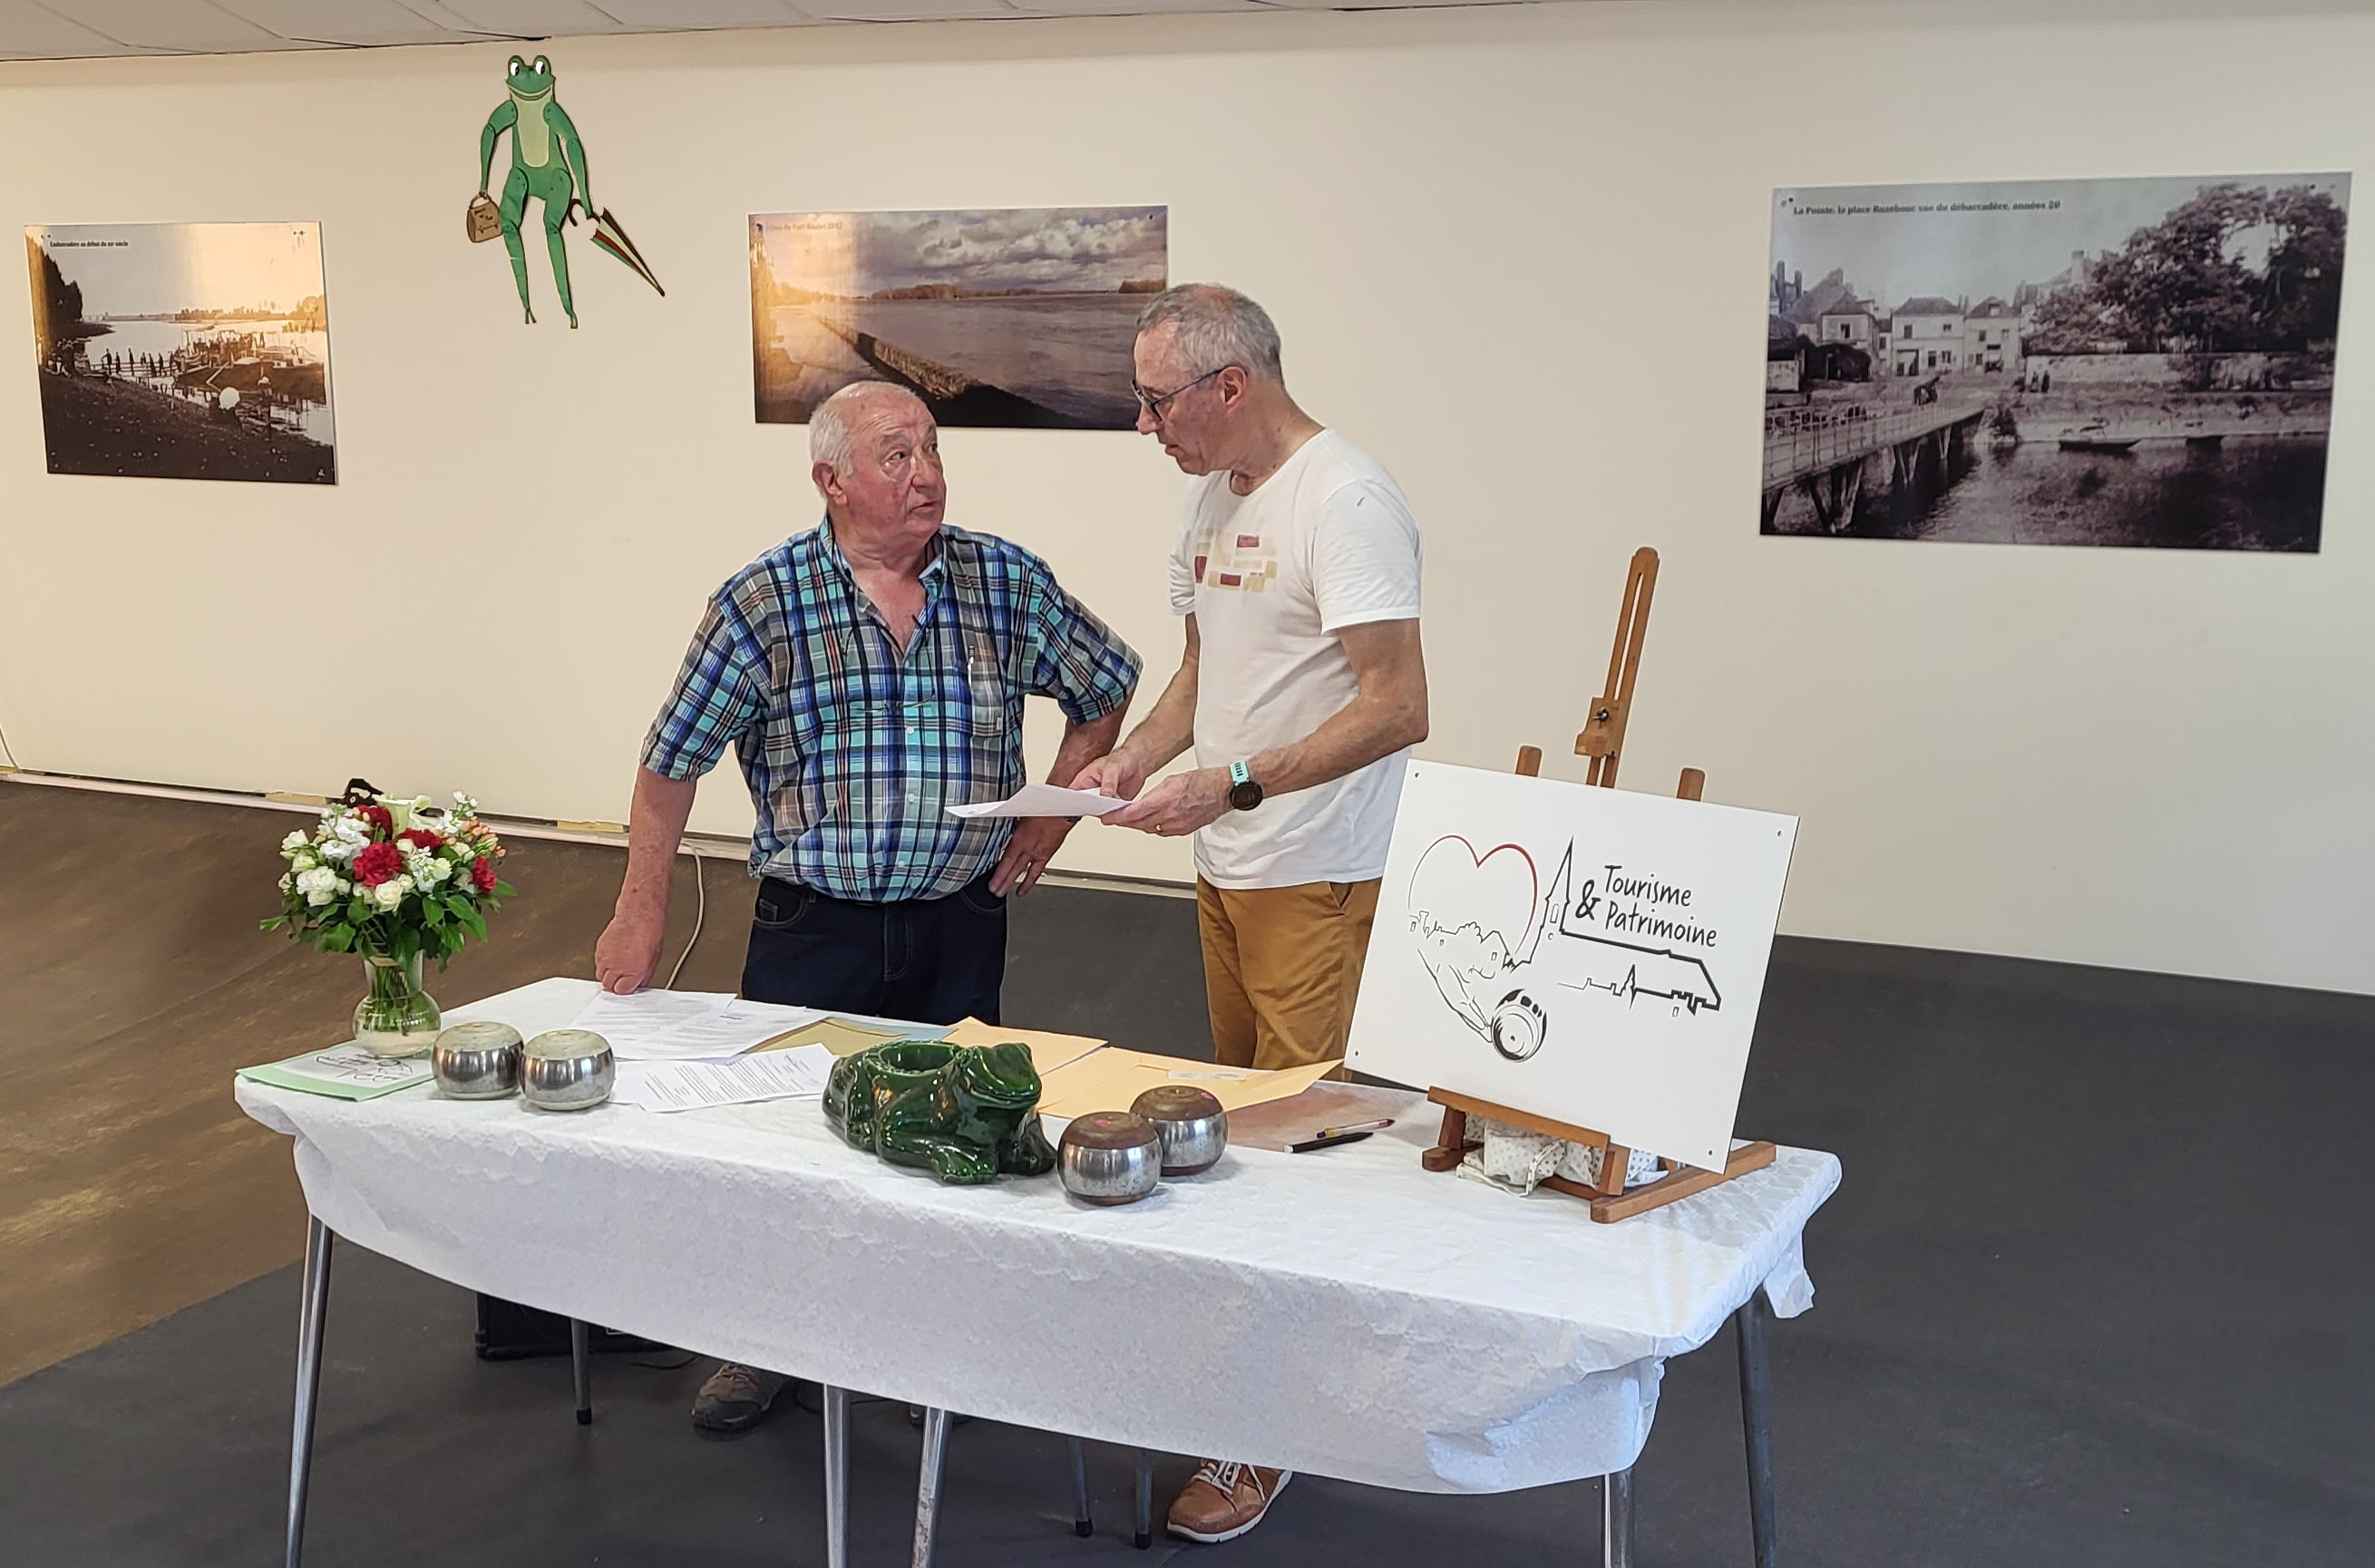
[{"xmin": 823, "ymin": 1039, "xmax": 1056, "ymax": 1184}]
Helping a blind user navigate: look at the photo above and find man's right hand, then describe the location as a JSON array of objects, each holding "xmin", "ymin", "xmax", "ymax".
[
  {"xmin": 594, "ymin": 906, "xmax": 666, "ymax": 994},
  {"xmin": 1066, "ymin": 750, "xmax": 1148, "ymax": 802}
]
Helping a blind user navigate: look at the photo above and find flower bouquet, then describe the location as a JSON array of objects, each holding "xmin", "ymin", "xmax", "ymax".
[{"xmin": 261, "ymin": 791, "xmax": 515, "ymax": 1057}]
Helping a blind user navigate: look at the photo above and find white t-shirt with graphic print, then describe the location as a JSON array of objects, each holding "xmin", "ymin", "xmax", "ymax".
[{"xmin": 1166, "ymin": 429, "xmax": 1424, "ymax": 890}]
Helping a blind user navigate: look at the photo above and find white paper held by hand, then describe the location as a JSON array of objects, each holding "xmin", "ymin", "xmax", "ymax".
[
  {"xmin": 567, "ymin": 989, "xmax": 741, "ymax": 1060},
  {"xmin": 947, "ymin": 784, "xmax": 1130, "ymax": 820}
]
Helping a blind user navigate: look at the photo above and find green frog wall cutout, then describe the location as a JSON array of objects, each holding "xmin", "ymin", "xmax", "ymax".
[
  {"xmin": 824, "ymin": 1040, "xmax": 1057, "ymax": 1185},
  {"xmin": 470, "ymin": 54, "xmax": 662, "ymax": 327}
]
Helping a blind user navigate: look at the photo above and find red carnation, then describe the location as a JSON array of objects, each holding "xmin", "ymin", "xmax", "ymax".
[
  {"xmin": 355, "ymin": 804, "xmax": 394, "ymax": 836},
  {"xmin": 471, "ymin": 858, "xmax": 497, "ymax": 894},
  {"xmin": 352, "ymin": 842, "xmax": 404, "ymax": 888},
  {"xmin": 396, "ymin": 828, "xmax": 447, "ymax": 852}
]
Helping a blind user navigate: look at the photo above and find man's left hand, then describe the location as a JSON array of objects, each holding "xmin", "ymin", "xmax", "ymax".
[
  {"xmin": 1105, "ymin": 768, "xmax": 1233, "ymax": 839},
  {"xmin": 990, "ymin": 814, "xmax": 1073, "ymax": 897}
]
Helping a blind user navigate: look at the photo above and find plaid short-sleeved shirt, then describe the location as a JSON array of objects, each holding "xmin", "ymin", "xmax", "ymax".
[{"xmin": 642, "ymin": 522, "xmax": 1141, "ymax": 902}]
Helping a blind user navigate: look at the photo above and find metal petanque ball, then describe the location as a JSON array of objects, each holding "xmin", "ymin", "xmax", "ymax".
[
  {"xmin": 520, "ymin": 1028, "xmax": 614, "ymax": 1111},
  {"xmin": 1057, "ymin": 1111, "xmax": 1163, "ymax": 1205},
  {"xmin": 432, "ymin": 1020, "xmax": 523, "ymax": 1099},
  {"xmin": 1129, "ymin": 1085, "xmax": 1229, "ymax": 1175}
]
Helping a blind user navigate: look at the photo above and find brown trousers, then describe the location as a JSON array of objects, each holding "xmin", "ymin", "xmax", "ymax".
[{"xmin": 1194, "ymin": 877, "xmax": 1383, "ymax": 1073}]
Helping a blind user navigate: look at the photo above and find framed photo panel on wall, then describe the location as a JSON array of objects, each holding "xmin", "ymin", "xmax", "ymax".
[
  {"xmin": 1763, "ymin": 174, "xmax": 2349, "ymax": 551},
  {"xmin": 749, "ymin": 205, "xmax": 1165, "ymax": 431}
]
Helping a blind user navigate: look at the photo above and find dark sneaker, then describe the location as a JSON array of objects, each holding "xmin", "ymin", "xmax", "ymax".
[
  {"xmin": 691, "ymin": 1363, "xmax": 786, "ymax": 1433},
  {"xmin": 1166, "ymin": 1460, "xmax": 1291, "ymax": 1544}
]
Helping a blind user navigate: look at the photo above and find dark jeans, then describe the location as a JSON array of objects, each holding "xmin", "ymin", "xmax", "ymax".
[{"xmin": 740, "ymin": 872, "xmax": 1007, "ymax": 1027}]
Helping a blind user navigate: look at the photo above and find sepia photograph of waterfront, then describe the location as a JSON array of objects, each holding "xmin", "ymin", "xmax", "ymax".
[
  {"xmin": 749, "ymin": 206, "xmax": 1165, "ymax": 430},
  {"xmin": 26, "ymin": 221, "xmax": 336, "ymax": 485},
  {"xmin": 1764, "ymin": 174, "xmax": 2348, "ymax": 551}
]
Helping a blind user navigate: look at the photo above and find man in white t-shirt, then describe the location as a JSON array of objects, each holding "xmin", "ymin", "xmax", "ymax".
[{"xmin": 1072, "ymin": 283, "xmax": 1428, "ymax": 1545}]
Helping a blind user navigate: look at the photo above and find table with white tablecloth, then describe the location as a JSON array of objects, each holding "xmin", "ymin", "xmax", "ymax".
[{"xmin": 238, "ymin": 977, "xmax": 1840, "ymax": 1562}]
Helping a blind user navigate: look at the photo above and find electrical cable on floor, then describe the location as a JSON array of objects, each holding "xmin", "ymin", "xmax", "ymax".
[{"xmin": 663, "ymin": 847, "xmax": 706, "ymax": 989}]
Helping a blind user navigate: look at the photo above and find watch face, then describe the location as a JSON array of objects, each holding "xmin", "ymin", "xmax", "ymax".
[{"xmin": 1229, "ymin": 779, "xmax": 1263, "ymax": 811}]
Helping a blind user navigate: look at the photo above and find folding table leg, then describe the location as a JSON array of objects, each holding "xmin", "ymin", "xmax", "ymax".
[
  {"xmin": 1066, "ymin": 1435, "xmax": 1094, "ymax": 1537},
  {"xmin": 1601, "ymin": 1466, "xmax": 1635, "ymax": 1568},
  {"xmin": 822, "ymin": 1385, "xmax": 852, "ymax": 1568},
  {"xmin": 1134, "ymin": 1447, "xmax": 1154, "ymax": 1549},
  {"xmin": 1736, "ymin": 1291, "xmax": 1779, "ymax": 1568},
  {"xmin": 284, "ymin": 1217, "xmax": 335, "ymax": 1568},
  {"xmin": 912, "ymin": 1407, "xmax": 954, "ymax": 1568},
  {"xmin": 569, "ymin": 1319, "xmax": 592, "ymax": 1426}
]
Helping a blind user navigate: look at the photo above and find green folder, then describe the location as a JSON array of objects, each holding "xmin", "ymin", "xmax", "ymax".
[{"xmin": 238, "ymin": 1042, "xmax": 435, "ymax": 1101}]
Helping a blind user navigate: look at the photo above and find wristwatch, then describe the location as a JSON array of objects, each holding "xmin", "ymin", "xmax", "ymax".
[{"xmin": 1228, "ymin": 761, "xmax": 1264, "ymax": 812}]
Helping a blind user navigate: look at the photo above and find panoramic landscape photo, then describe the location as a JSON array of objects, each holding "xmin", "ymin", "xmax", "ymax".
[{"xmin": 750, "ymin": 205, "xmax": 1166, "ymax": 430}]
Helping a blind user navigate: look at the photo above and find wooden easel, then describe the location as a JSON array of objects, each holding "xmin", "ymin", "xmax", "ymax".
[{"xmin": 1418, "ymin": 548, "xmax": 1778, "ymax": 1222}]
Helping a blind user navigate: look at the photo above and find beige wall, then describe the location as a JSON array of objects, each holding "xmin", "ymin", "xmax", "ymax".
[{"xmin": 2, "ymin": 2, "xmax": 2369, "ymax": 993}]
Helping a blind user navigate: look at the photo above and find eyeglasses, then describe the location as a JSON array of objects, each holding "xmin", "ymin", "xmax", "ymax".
[{"xmin": 1131, "ymin": 367, "xmax": 1226, "ymax": 421}]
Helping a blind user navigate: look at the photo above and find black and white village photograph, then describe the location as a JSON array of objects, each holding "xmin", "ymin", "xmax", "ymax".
[{"xmin": 1764, "ymin": 174, "xmax": 2349, "ymax": 551}]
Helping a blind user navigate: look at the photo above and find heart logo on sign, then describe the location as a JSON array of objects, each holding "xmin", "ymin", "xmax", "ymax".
[{"xmin": 1407, "ymin": 837, "xmax": 1538, "ymax": 1036}]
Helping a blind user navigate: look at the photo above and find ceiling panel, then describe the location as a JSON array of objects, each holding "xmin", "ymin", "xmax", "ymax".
[
  {"xmin": 208, "ymin": 0, "xmax": 469, "ymax": 46},
  {"xmin": 46, "ymin": 0, "xmax": 306, "ymax": 51},
  {"xmin": 0, "ymin": 0, "xmax": 137, "ymax": 56},
  {"xmin": 1253, "ymin": 0, "xmax": 1522, "ymax": 7},
  {"xmin": 797, "ymin": 0, "xmax": 1024, "ymax": 16},
  {"xmin": 1008, "ymin": 0, "xmax": 1269, "ymax": 15},
  {"xmin": 438, "ymin": 1, "xmax": 629, "ymax": 36},
  {"xmin": 6, "ymin": 0, "xmax": 1715, "ymax": 62},
  {"xmin": 566, "ymin": 0, "xmax": 819, "ymax": 23}
]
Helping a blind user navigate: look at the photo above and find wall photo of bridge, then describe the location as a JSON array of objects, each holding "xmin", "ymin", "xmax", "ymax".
[
  {"xmin": 1765, "ymin": 173, "xmax": 2349, "ymax": 552},
  {"xmin": 749, "ymin": 205, "xmax": 1164, "ymax": 431}
]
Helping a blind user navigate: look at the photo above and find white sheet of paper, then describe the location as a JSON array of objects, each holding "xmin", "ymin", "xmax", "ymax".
[
  {"xmin": 672, "ymin": 998, "xmax": 829, "ymax": 1055},
  {"xmin": 946, "ymin": 784, "xmax": 1131, "ymax": 820},
  {"xmin": 566, "ymin": 989, "xmax": 739, "ymax": 1060},
  {"xmin": 611, "ymin": 1045, "xmax": 838, "ymax": 1113}
]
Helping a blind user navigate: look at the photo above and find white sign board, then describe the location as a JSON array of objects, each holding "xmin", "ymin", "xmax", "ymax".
[{"xmin": 1346, "ymin": 763, "xmax": 1797, "ymax": 1171}]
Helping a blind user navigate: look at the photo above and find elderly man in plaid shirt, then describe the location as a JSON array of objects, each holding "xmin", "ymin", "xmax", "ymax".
[{"xmin": 594, "ymin": 379, "xmax": 1140, "ymax": 1431}]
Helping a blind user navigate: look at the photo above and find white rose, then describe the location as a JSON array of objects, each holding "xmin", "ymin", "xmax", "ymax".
[
  {"xmin": 281, "ymin": 829, "xmax": 309, "ymax": 852},
  {"xmin": 295, "ymin": 867, "xmax": 329, "ymax": 896},
  {"xmin": 307, "ymin": 889, "xmax": 335, "ymax": 907},
  {"xmin": 375, "ymin": 879, "xmax": 406, "ymax": 909}
]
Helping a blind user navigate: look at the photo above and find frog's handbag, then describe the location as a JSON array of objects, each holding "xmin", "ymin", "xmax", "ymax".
[{"xmin": 464, "ymin": 193, "xmax": 501, "ymax": 245}]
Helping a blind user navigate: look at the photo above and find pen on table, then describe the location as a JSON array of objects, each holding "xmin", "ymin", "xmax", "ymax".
[{"xmin": 1287, "ymin": 1118, "xmax": 1396, "ymax": 1154}]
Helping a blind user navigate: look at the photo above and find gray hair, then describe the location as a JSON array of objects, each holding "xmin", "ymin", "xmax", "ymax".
[
  {"xmin": 810, "ymin": 380, "xmax": 924, "ymax": 475},
  {"xmin": 1135, "ymin": 283, "xmax": 1284, "ymax": 384}
]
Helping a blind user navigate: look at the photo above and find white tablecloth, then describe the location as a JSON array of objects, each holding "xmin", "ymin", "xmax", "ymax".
[{"xmin": 236, "ymin": 978, "xmax": 1840, "ymax": 1494}]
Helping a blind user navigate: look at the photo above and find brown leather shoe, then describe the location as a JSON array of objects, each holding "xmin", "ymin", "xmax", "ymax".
[
  {"xmin": 1165, "ymin": 1459, "xmax": 1292, "ymax": 1544},
  {"xmin": 690, "ymin": 1362, "xmax": 786, "ymax": 1433}
]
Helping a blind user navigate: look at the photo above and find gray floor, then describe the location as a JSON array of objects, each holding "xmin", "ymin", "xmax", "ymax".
[{"xmin": 4, "ymin": 888, "xmax": 2371, "ymax": 1565}]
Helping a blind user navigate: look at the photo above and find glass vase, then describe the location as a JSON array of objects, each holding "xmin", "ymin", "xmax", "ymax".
[{"xmin": 355, "ymin": 950, "xmax": 442, "ymax": 1058}]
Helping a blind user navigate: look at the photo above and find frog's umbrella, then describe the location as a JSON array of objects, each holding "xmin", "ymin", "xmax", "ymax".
[{"xmin": 586, "ymin": 206, "xmax": 663, "ymax": 297}]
